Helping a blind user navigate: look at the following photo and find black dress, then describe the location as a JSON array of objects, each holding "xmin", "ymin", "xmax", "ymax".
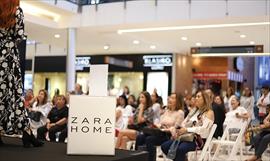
[
  {"xmin": 212, "ymin": 102, "xmax": 226, "ymax": 138},
  {"xmin": 0, "ymin": 7, "xmax": 27, "ymax": 134}
]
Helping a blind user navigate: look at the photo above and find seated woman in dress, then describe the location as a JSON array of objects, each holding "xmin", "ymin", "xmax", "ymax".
[
  {"xmin": 223, "ymin": 95, "xmax": 249, "ymax": 127},
  {"xmin": 115, "ymin": 95, "xmax": 133, "ymax": 130},
  {"xmin": 115, "ymin": 91, "xmax": 153, "ymax": 149},
  {"xmin": 135, "ymin": 93, "xmax": 185, "ymax": 161},
  {"xmin": 161, "ymin": 90, "xmax": 214, "ymax": 161},
  {"xmin": 28, "ymin": 89, "xmax": 52, "ymax": 136}
]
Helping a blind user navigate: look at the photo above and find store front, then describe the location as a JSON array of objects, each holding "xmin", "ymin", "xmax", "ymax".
[
  {"xmin": 75, "ymin": 54, "xmax": 172, "ymax": 102},
  {"xmin": 26, "ymin": 54, "xmax": 172, "ymax": 102}
]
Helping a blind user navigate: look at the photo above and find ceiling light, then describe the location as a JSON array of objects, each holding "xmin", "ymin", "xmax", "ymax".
[
  {"xmin": 117, "ymin": 22, "xmax": 270, "ymax": 34},
  {"xmin": 192, "ymin": 53, "xmax": 270, "ymax": 57},
  {"xmin": 21, "ymin": 2, "xmax": 60, "ymax": 22},
  {"xmin": 26, "ymin": 40, "xmax": 36, "ymax": 45},
  {"xmin": 54, "ymin": 34, "xmax": 60, "ymax": 38},
  {"xmin": 150, "ymin": 45, "xmax": 156, "ymax": 49},
  {"xmin": 104, "ymin": 45, "xmax": 110, "ymax": 50},
  {"xmin": 181, "ymin": 37, "xmax": 188, "ymax": 41},
  {"xmin": 133, "ymin": 40, "xmax": 140, "ymax": 44},
  {"xmin": 249, "ymin": 41, "xmax": 255, "ymax": 45},
  {"xmin": 196, "ymin": 42, "xmax": 202, "ymax": 46},
  {"xmin": 240, "ymin": 34, "xmax": 246, "ymax": 38}
]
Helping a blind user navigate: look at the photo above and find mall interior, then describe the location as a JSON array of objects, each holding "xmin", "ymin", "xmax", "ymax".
[{"xmin": 1, "ymin": 0, "xmax": 270, "ymax": 161}]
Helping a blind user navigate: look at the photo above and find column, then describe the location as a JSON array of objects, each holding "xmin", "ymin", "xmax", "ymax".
[
  {"xmin": 174, "ymin": 54, "xmax": 193, "ymax": 96},
  {"xmin": 66, "ymin": 28, "xmax": 76, "ymax": 92}
]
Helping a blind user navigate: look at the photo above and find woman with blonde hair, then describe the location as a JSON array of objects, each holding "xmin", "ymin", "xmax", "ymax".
[
  {"xmin": 161, "ymin": 90, "xmax": 214, "ymax": 161},
  {"xmin": 0, "ymin": 0, "xmax": 43, "ymax": 147}
]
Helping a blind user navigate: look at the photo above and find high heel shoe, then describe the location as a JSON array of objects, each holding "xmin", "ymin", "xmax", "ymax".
[{"xmin": 22, "ymin": 131, "xmax": 44, "ymax": 148}]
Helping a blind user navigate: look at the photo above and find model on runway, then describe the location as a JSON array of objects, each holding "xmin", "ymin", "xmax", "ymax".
[{"xmin": 0, "ymin": 0, "xmax": 43, "ymax": 148}]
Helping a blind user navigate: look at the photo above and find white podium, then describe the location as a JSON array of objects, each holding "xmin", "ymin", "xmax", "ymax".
[
  {"xmin": 67, "ymin": 64, "xmax": 115, "ymax": 155},
  {"xmin": 67, "ymin": 95, "xmax": 115, "ymax": 155}
]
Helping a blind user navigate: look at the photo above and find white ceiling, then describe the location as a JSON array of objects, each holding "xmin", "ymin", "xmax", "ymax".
[{"xmin": 24, "ymin": 2, "xmax": 270, "ymax": 57}]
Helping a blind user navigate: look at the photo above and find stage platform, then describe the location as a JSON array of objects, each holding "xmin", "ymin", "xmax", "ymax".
[{"xmin": 0, "ymin": 136, "xmax": 148, "ymax": 161}]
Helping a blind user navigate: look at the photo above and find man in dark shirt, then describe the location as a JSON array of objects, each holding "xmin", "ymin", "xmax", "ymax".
[{"xmin": 37, "ymin": 95, "xmax": 68, "ymax": 142}]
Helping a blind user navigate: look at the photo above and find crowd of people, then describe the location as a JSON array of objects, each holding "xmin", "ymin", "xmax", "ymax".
[{"xmin": 113, "ymin": 85, "xmax": 270, "ymax": 161}]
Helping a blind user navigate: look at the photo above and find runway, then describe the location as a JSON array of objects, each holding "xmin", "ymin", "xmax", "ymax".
[{"xmin": 0, "ymin": 136, "xmax": 148, "ymax": 161}]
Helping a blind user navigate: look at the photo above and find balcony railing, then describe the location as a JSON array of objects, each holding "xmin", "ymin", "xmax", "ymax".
[{"xmin": 66, "ymin": 0, "xmax": 130, "ymax": 5}]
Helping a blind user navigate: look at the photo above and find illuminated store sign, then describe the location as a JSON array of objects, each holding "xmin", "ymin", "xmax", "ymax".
[
  {"xmin": 227, "ymin": 71, "xmax": 243, "ymax": 82},
  {"xmin": 193, "ymin": 72, "xmax": 227, "ymax": 79},
  {"xmin": 76, "ymin": 57, "xmax": 91, "ymax": 70},
  {"xmin": 143, "ymin": 55, "xmax": 172, "ymax": 70},
  {"xmin": 104, "ymin": 56, "xmax": 133, "ymax": 68}
]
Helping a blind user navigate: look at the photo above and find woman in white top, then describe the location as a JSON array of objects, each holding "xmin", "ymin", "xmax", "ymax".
[
  {"xmin": 29, "ymin": 89, "xmax": 52, "ymax": 136},
  {"xmin": 161, "ymin": 90, "xmax": 214, "ymax": 161},
  {"xmin": 257, "ymin": 85, "xmax": 270, "ymax": 123},
  {"xmin": 224, "ymin": 95, "xmax": 249, "ymax": 126},
  {"xmin": 240, "ymin": 87, "xmax": 255, "ymax": 120},
  {"xmin": 224, "ymin": 87, "xmax": 235, "ymax": 112},
  {"xmin": 151, "ymin": 91, "xmax": 161, "ymax": 125},
  {"xmin": 115, "ymin": 95, "xmax": 133, "ymax": 130}
]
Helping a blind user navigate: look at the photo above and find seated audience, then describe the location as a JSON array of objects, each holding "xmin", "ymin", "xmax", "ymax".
[
  {"xmin": 212, "ymin": 95, "xmax": 226, "ymax": 139},
  {"xmin": 151, "ymin": 91, "xmax": 161, "ymax": 124},
  {"xmin": 246, "ymin": 112, "xmax": 270, "ymax": 161},
  {"xmin": 24, "ymin": 89, "xmax": 35, "ymax": 109},
  {"xmin": 256, "ymin": 85, "xmax": 270, "ymax": 123},
  {"xmin": 223, "ymin": 95, "xmax": 249, "ymax": 126},
  {"xmin": 115, "ymin": 91, "xmax": 153, "ymax": 149},
  {"xmin": 240, "ymin": 87, "xmax": 255, "ymax": 120},
  {"xmin": 29, "ymin": 89, "xmax": 52, "ymax": 136},
  {"xmin": 136, "ymin": 93, "xmax": 185, "ymax": 161},
  {"xmin": 161, "ymin": 90, "xmax": 214, "ymax": 161},
  {"xmin": 116, "ymin": 95, "xmax": 133, "ymax": 130},
  {"xmin": 37, "ymin": 95, "xmax": 68, "ymax": 142}
]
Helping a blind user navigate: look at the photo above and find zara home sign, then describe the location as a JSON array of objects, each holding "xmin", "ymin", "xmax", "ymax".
[
  {"xmin": 67, "ymin": 95, "xmax": 115, "ymax": 155},
  {"xmin": 67, "ymin": 64, "xmax": 115, "ymax": 155}
]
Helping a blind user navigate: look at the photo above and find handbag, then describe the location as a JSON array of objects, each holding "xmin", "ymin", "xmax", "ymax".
[
  {"xmin": 167, "ymin": 140, "xmax": 181, "ymax": 160},
  {"xmin": 178, "ymin": 132, "xmax": 196, "ymax": 142},
  {"xmin": 28, "ymin": 111, "xmax": 42, "ymax": 122},
  {"xmin": 142, "ymin": 127, "xmax": 168, "ymax": 137}
]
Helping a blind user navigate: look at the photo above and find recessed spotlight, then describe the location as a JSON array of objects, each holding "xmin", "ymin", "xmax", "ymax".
[
  {"xmin": 150, "ymin": 45, "xmax": 156, "ymax": 49},
  {"xmin": 54, "ymin": 34, "xmax": 60, "ymax": 38},
  {"xmin": 103, "ymin": 45, "xmax": 110, "ymax": 50},
  {"xmin": 249, "ymin": 41, "xmax": 255, "ymax": 45},
  {"xmin": 196, "ymin": 42, "xmax": 202, "ymax": 46},
  {"xmin": 133, "ymin": 40, "xmax": 140, "ymax": 44},
  {"xmin": 181, "ymin": 37, "xmax": 188, "ymax": 41},
  {"xmin": 240, "ymin": 34, "xmax": 246, "ymax": 38}
]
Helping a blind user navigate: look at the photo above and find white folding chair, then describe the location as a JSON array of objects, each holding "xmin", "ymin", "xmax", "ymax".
[
  {"xmin": 211, "ymin": 120, "xmax": 249, "ymax": 161},
  {"xmin": 187, "ymin": 124, "xmax": 217, "ymax": 161}
]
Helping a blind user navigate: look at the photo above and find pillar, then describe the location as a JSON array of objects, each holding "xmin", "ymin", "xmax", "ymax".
[{"xmin": 66, "ymin": 28, "xmax": 76, "ymax": 92}]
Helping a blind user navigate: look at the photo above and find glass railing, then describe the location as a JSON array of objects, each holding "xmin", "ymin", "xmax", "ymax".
[{"xmin": 66, "ymin": 0, "xmax": 131, "ymax": 5}]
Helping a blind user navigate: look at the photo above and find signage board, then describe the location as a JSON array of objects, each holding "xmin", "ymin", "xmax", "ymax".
[{"xmin": 67, "ymin": 95, "xmax": 115, "ymax": 155}]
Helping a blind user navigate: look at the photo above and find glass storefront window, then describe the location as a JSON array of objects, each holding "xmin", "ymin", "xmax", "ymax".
[
  {"xmin": 76, "ymin": 72, "xmax": 144, "ymax": 98},
  {"xmin": 24, "ymin": 73, "xmax": 33, "ymax": 91},
  {"xmin": 146, "ymin": 72, "xmax": 168, "ymax": 105},
  {"xmin": 33, "ymin": 73, "xmax": 66, "ymax": 100},
  {"xmin": 108, "ymin": 72, "xmax": 144, "ymax": 98}
]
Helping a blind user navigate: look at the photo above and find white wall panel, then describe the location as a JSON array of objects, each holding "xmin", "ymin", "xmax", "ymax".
[
  {"xmin": 191, "ymin": 0, "xmax": 226, "ymax": 19},
  {"xmin": 96, "ymin": 3, "xmax": 125, "ymax": 25},
  {"xmin": 156, "ymin": 1, "xmax": 189, "ymax": 20},
  {"xmin": 228, "ymin": 0, "xmax": 267, "ymax": 17},
  {"xmin": 125, "ymin": 0, "xmax": 156, "ymax": 23}
]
